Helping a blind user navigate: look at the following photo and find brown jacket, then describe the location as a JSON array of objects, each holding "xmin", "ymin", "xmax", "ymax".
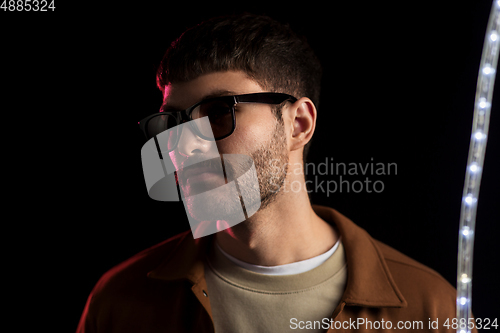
[{"xmin": 77, "ymin": 205, "xmax": 470, "ymax": 332}]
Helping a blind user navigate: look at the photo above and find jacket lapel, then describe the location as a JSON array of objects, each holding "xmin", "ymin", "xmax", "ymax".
[{"xmin": 313, "ymin": 205, "xmax": 407, "ymax": 308}]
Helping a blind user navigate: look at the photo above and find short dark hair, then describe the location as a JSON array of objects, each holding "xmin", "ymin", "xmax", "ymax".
[{"xmin": 156, "ymin": 13, "xmax": 322, "ymax": 161}]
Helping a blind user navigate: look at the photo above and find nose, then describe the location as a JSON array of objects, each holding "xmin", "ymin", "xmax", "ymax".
[{"xmin": 176, "ymin": 121, "xmax": 215, "ymax": 157}]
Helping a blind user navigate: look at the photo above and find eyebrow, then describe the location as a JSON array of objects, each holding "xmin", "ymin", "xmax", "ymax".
[
  {"xmin": 201, "ymin": 89, "xmax": 238, "ymax": 100},
  {"xmin": 162, "ymin": 89, "xmax": 238, "ymax": 111}
]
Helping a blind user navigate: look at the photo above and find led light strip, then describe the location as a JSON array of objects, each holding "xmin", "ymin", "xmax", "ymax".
[{"xmin": 456, "ymin": 1, "xmax": 500, "ymax": 332}]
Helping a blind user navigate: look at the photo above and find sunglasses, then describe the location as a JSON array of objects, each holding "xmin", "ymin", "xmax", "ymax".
[{"xmin": 138, "ymin": 92, "xmax": 297, "ymax": 151}]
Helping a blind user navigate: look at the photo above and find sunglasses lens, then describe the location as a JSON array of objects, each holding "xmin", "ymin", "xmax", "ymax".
[
  {"xmin": 146, "ymin": 114, "xmax": 177, "ymax": 138},
  {"xmin": 146, "ymin": 114, "xmax": 180, "ymax": 151},
  {"xmin": 192, "ymin": 100, "xmax": 234, "ymax": 139}
]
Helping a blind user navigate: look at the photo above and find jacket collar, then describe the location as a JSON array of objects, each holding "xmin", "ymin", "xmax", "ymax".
[
  {"xmin": 148, "ymin": 205, "xmax": 407, "ymax": 308},
  {"xmin": 313, "ymin": 205, "xmax": 407, "ymax": 308},
  {"xmin": 147, "ymin": 231, "xmax": 211, "ymax": 284}
]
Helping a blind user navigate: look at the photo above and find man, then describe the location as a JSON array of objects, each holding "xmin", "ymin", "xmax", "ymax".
[{"xmin": 78, "ymin": 14, "xmax": 469, "ymax": 332}]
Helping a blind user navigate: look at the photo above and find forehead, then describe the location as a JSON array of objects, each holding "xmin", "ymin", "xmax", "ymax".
[{"xmin": 163, "ymin": 71, "xmax": 265, "ymax": 109}]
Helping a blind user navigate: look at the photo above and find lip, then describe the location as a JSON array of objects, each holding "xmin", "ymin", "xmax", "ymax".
[
  {"xmin": 182, "ymin": 166, "xmax": 217, "ymax": 178},
  {"xmin": 189, "ymin": 171, "xmax": 221, "ymax": 184},
  {"xmin": 181, "ymin": 167, "xmax": 224, "ymax": 185}
]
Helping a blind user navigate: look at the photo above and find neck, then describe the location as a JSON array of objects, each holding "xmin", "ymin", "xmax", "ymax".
[{"xmin": 215, "ymin": 178, "xmax": 339, "ymax": 266}]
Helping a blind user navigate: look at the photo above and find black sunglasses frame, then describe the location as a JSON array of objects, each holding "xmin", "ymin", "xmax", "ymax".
[{"xmin": 138, "ymin": 92, "xmax": 298, "ymax": 143}]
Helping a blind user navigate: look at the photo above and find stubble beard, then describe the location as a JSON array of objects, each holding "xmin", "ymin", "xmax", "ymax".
[
  {"xmin": 182, "ymin": 116, "xmax": 289, "ymax": 223},
  {"xmin": 250, "ymin": 117, "xmax": 289, "ymax": 211}
]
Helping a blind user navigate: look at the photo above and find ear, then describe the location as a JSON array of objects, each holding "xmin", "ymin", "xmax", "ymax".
[{"xmin": 288, "ymin": 97, "xmax": 317, "ymax": 152}]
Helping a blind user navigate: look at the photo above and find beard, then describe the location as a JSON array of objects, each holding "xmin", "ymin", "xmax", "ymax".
[
  {"xmin": 249, "ymin": 117, "xmax": 289, "ymax": 210},
  {"xmin": 180, "ymin": 117, "xmax": 289, "ymax": 236}
]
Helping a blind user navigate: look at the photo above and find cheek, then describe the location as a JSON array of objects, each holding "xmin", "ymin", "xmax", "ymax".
[{"xmin": 217, "ymin": 111, "xmax": 276, "ymax": 153}]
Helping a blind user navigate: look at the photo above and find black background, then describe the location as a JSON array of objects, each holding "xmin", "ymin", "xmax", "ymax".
[{"xmin": 1, "ymin": 1, "xmax": 499, "ymax": 331}]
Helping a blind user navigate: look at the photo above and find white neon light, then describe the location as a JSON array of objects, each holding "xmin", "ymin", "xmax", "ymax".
[
  {"xmin": 456, "ymin": 1, "xmax": 499, "ymax": 332},
  {"xmin": 460, "ymin": 274, "xmax": 472, "ymax": 283},
  {"xmin": 473, "ymin": 131, "xmax": 486, "ymax": 140},
  {"xmin": 490, "ymin": 31, "xmax": 499, "ymax": 41},
  {"xmin": 469, "ymin": 163, "xmax": 480, "ymax": 173},
  {"xmin": 478, "ymin": 98, "xmax": 490, "ymax": 109},
  {"xmin": 464, "ymin": 195, "xmax": 476, "ymax": 205},
  {"xmin": 482, "ymin": 65, "xmax": 495, "ymax": 75}
]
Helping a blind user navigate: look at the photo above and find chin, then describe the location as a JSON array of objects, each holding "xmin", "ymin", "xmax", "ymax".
[{"xmin": 183, "ymin": 185, "xmax": 247, "ymax": 223}]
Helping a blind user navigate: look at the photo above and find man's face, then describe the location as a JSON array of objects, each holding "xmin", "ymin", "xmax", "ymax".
[{"xmin": 163, "ymin": 71, "xmax": 289, "ymax": 221}]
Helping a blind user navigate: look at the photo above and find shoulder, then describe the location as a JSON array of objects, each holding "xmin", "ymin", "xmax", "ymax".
[
  {"xmin": 77, "ymin": 231, "xmax": 192, "ymax": 332},
  {"xmin": 375, "ymin": 239, "xmax": 454, "ymax": 288},
  {"xmin": 376, "ymin": 239, "xmax": 441, "ymax": 273},
  {"xmin": 373, "ymin": 239, "xmax": 457, "ymax": 311},
  {"xmin": 89, "ymin": 231, "xmax": 190, "ymax": 300},
  {"xmin": 315, "ymin": 204, "xmax": 457, "ymax": 303}
]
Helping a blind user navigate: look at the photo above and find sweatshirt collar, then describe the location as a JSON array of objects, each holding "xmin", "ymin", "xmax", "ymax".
[{"xmin": 147, "ymin": 205, "xmax": 407, "ymax": 308}]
